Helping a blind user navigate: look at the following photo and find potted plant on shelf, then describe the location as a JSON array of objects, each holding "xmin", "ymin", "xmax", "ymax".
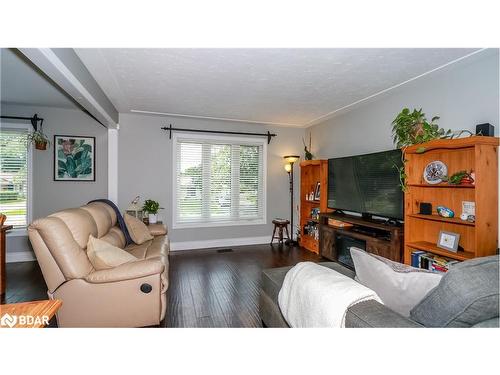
[
  {"xmin": 142, "ymin": 199, "xmax": 161, "ymax": 224},
  {"xmin": 391, "ymin": 108, "xmax": 452, "ymax": 191},
  {"xmin": 391, "ymin": 108, "xmax": 451, "ymax": 149},
  {"xmin": 26, "ymin": 130, "xmax": 50, "ymax": 150},
  {"xmin": 302, "ymin": 133, "xmax": 314, "ymax": 160}
]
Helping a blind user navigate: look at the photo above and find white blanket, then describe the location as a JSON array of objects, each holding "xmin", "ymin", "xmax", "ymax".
[{"xmin": 278, "ymin": 262, "xmax": 382, "ymax": 327}]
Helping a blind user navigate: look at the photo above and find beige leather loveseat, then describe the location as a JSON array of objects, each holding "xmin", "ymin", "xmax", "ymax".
[{"xmin": 28, "ymin": 201, "xmax": 169, "ymax": 327}]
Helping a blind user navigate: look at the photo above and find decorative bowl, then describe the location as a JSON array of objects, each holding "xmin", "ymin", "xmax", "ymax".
[{"xmin": 437, "ymin": 206, "xmax": 454, "ymax": 218}]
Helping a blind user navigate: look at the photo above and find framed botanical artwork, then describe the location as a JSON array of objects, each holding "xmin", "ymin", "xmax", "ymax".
[
  {"xmin": 54, "ymin": 135, "xmax": 96, "ymax": 181},
  {"xmin": 313, "ymin": 182, "xmax": 321, "ymax": 201}
]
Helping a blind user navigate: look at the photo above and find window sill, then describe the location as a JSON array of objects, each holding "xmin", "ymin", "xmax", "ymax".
[
  {"xmin": 6, "ymin": 228, "xmax": 28, "ymax": 237},
  {"xmin": 172, "ymin": 219, "xmax": 267, "ymax": 230}
]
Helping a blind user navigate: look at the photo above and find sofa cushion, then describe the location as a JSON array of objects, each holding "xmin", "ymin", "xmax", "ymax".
[
  {"xmin": 351, "ymin": 247, "xmax": 442, "ymax": 317},
  {"xmin": 99, "ymin": 226, "xmax": 126, "ymax": 249},
  {"xmin": 80, "ymin": 202, "xmax": 114, "ymax": 238},
  {"xmin": 125, "ymin": 235, "xmax": 169, "ymax": 261},
  {"xmin": 261, "ymin": 261, "xmax": 355, "ymax": 305},
  {"xmin": 410, "ymin": 255, "xmax": 499, "ymax": 327},
  {"xmin": 124, "ymin": 214, "xmax": 154, "ymax": 245},
  {"xmin": 50, "ymin": 208, "xmax": 98, "ymax": 249},
  {"xmin": 87, "ymin": 235, "xmax": 137, "ymax": 270},
  {"xmin": 30, "ymin": 216, "xmax": 94, "ymax": 279},
  {"xmin": 472, "ymin": 317, "xmax": 499, "ymax": 328},
  {"xmin": 148, "ymin": 223, "xmax": 168, "ymax": 236}
]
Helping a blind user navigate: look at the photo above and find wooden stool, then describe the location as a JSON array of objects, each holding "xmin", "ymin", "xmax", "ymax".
[{"xmin": 271, "ymin": 219, "xmax": 290, "ymax": 244}]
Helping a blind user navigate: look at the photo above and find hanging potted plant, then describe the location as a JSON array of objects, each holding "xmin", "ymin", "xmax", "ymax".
[
  {"xmin": 391, "ymin": 108, "xmax": 452, "ymax": 191},
  {"xmin": 142, "ymin": 199, "xmax": 161, "ymax": 224},
  {"xmin": 26, "ymin": 130, "xmax": 50, "ymax": 150}
]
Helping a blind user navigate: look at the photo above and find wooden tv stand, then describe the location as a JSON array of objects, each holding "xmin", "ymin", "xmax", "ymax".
[{"xmin": 319, "ymin": 212, "xmax": 403, "ymax": 263}]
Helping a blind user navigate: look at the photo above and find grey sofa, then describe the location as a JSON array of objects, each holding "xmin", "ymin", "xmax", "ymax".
[{"xmin": 260, "ymin": 256, "xmax": 499, "ymax": 328}]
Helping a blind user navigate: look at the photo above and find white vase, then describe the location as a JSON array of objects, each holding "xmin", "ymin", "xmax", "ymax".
[{"xmin": 148, "ymin": 213, "xmax": 157, "ymax": 224}]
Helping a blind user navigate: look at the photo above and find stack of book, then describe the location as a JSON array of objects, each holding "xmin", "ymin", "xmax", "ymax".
[
  {"xmin": 310, "ymin": 207, "xmax": 320, "ymax": 220},
  {"xmin": 411, "ymin": 251, "xmax": 460, "ymax": 273}
]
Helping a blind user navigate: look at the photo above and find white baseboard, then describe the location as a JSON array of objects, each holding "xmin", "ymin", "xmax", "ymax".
[
  {"xmin": 6, "ymin": 251, "xmax": 36, "ymax": 263},
  {"xmin": 6, "ymin": 237, "xmax": 272, "ymax": 259},
  {"xmin": 170, "ymin": 236, "xmax": 270, "ymax": 251}
]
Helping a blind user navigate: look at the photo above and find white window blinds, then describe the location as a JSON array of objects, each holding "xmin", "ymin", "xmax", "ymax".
[
  {"xmin": 174, "ymin": 135, "xmax": 266, "ymax": 227},
  {"xmin": 0, "ymin": 126, "xmax": 30, "ymax": 228}
]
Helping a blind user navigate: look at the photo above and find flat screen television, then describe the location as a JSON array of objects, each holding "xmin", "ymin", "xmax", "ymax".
[{"xmin": 327, "ymin": 149, "xmax": 403, "ymax": 220}]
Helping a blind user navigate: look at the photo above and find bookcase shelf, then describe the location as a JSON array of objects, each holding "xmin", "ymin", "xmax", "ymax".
[
  {"xmin": 406, "ymin": 241, "xmax": 474, "ymax": 261},
  {"xmin": 408, "ymin": 183, "xmax": 475, "ymax": 189},
  {"xmin": 403, "ymin": 136, "xmax": 499, "ymax": 265},
  {"xmin": 299, "ymin": 160, "xmax": 329, "ymax": 254},
  {"xmin": 407, "ymin": 213, "xmax": 475, "ymax": 227}
]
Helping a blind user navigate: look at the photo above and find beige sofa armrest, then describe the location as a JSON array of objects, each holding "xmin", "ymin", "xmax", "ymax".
[
  {"xmin": 148, "ymin": 223, "xmax": 167, "ymax": 236},
  {"xmin": 85, "ymin": 259, "xmax": 165, "ymax": 284}
]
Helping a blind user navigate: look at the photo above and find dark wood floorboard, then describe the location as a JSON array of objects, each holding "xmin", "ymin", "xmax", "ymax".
[
  {"xmin": 3, "ymin": 243, "xmax": 323, "ymax": 328},
  {"xmin": 166, "ymin": 243, "xmax": 323, "ymax": 327}
]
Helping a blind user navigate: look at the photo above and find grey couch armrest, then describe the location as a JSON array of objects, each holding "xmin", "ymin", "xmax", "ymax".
[{"xmin": 345, "ymin": 300, "xmax": 423, "ymax": 328}]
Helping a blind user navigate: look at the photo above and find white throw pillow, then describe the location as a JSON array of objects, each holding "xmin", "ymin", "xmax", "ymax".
[
  {"xmin": 87, "ymin": 235, "xmax": 137, "ymax": 270},
  {"xmin": 350, "ymin": 247, "xmax": 442, "ymax": 317}
]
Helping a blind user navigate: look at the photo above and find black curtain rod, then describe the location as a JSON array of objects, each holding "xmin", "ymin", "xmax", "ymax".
[
  {"xmin": 0, "ymin": 113, "xmax": 44, "ymax": 132},
  {"xmin": 161, "ymin": 124, "xmax": 277, "ymax": 144}
]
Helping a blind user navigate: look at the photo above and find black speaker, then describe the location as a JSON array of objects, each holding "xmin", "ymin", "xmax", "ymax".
[
  {"xmin": 419, "ymin": 202, "xmax": 432, "ymax": 215},
  {"xmin": 476, "ymin": 123, "xmax": 494, "ymax": 137}
]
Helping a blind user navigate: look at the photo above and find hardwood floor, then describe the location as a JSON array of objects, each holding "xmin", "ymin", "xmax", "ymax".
[
  {"xmin": 3, "ymin": 261, "xmax": 47, "ymax": 304},
  {"xmin": 167, "ymin": 244, "xmax": 322, "ymax": 327},
  {"xmin": 3, "ymin": 244, "xmax": 323, "ymax": 327}
]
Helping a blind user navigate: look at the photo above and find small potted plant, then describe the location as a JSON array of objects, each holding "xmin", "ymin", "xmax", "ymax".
[
  {"xmin": 302, "ymin": 133, "xmax": 314, "ymax": 160},
  {"xmin": 142, "ymin": 199, "xmax": 161, "ymax": 224},
  {"xmin": 26, "ymin": 130, "xmax": 50, "ymax": 150}
]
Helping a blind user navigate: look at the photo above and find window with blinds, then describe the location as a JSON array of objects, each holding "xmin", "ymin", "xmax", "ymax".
[
  {"xmin": 173, "ymin": 134, "xmax": 266, "ymax": 228},
  {"xmin": 0, "ymin": 126, "xmax": 31, "ymax": 228}
]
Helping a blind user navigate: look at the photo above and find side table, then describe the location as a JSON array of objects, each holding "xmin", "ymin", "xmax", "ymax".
[
  {"xmin": 1, "ymin": 224, "xmax": 13, "ymax": 300},
  {"xmin": 0, "ymin": 299, "xmax": 62, "ymax": 328}
]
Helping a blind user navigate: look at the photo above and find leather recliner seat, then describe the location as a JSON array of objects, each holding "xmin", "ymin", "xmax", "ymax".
[{"xmin": 28, "ymin": 201, "xmax": 169, "ymax": 327}]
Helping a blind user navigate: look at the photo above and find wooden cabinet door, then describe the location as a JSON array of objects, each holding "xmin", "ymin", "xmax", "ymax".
[
  {"xmin": 366, "ymin": 241, "xmax": 401, "ymax": 263},
  {"xmin": 319, "ymin": 225, "xmax": 336, "ymax": 261}
]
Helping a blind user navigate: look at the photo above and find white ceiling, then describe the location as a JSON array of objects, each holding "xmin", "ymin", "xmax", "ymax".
[
  {"xmin": 75, "ymin": 48, "xmax": 479, "ymax": 127},
  {"xmin": 0, "ymin": 48, "xmax": 76, "ymax": 109}
]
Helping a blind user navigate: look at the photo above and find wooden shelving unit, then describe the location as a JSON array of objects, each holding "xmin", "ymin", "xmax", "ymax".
[
  {"xmin": 403, "ymin": 136, "xmax": 499, "ymax": 265},
  {"xmin": 299, "ymin": 160, "xmax": 329, "ymax": 253}
]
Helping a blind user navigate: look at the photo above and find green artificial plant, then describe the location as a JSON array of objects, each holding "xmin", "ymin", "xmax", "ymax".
[{"xmin": 142, "ymin": 199, "xmax": 160, "ymax": 214}]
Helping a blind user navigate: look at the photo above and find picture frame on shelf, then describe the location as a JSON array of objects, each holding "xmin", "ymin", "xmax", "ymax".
[
  {"xmin": 313, "ymin": 182, "xmax": 321, "ymax": 201},
  {"xmin": 54, "ymin": 135, "xmax": 96, "ymax": 181},
  {"xmin": 437, "ymin": 230, "xmax": 460, "ymax": 252}
]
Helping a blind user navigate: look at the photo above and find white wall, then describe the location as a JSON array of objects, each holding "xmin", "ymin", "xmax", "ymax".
[
  {"xmin": 5, "ymin": 48, "xmax": 497, "ymax": 256},
  {"xmin": 308, "ymin": 49, "xmax": 499, "ymax": 159},
  {"xmin": 117, "ymin": 113, "xmax": 305, "ymax": 247},
  {"xmin": 1, "ymin": 104, "xmax": 108, "ymax": 256}
]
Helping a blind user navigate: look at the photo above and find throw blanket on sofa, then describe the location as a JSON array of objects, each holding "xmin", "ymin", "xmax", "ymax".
[
  {"xmin": 88, "ymin": 199, "xmax": 133, "ymax": 246},
  {"xmin": 278, "ymin": 262, "xmax": 382, "ymax": 327}
]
